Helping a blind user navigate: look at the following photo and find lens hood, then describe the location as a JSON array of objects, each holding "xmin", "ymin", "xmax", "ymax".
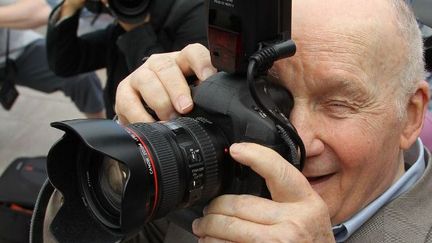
[{"xmin": 47, "ymin": 119, "xmax": 153, "ymax": 241}]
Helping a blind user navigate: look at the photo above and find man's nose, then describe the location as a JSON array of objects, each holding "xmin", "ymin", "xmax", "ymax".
[{"xmin": 290, "ymin": 105, "xmax": 325, "ymax": 158}]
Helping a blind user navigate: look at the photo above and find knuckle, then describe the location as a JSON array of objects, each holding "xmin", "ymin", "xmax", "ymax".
[
  {"xmin": 114, "ymin": 102, "xmax": 121, "ymax": 115},
  {"xmin": 276, "ymin": 165, "xmax": 291, "ymax": 183},
  {"xmin": 182, "ymin": 44, "xmax": 209, "ymax": 60},
  {"xmin": 150, "ymin": 96, "xmax": 172, "ymax": 111},
  {"xmin": 130, "ymin": 68, "xmax": 157, "ymax": 87},
  {"xmin": 202, "ymin": 215, "xmax": 217, "ymax": 231},
  {"xmin": 221, "ymin": 216, "xmax": 237, "ymax": 233},
  {"xmin": 232, "ymin": 195, "xmax": 250, "ymax": 211},
  {"xmin": 249, "ymin": 230, "xmax": 268, "ymax": 243},
  {"xmin": 144, "ymin": 53, "xmax": 164, "ymax": 64},
  {"xmin": 115, "ymin": 77, "xmax": 131, "ymax": 98},
  {"xmin": 148, "ymin": 55, "xmax": 176, "ymax": 73},
  {"xmin": 282, "ymin": 221, "xmax": 312, "ymax": 243},
  {"xmin": 183, "ymin": 43, "xmax": 204, "ymax": 53},
  {"xmin": 114, "ymin": 93, "xmax": 127, "ymax": 112}
]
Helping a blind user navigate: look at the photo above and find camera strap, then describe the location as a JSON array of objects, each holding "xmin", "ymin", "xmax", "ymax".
[
  {"xmin": 5, "ymin": 29, "xmax": 10, "ymax": 73},
  {"xmin": 29, "ymin": 179, "xmax": 54, "ymax": 243},
  {"xmin": 0, "ymin": 28, "xmax": 19, "ymax": 110},
  {"xmin": 1, "ymin": 29, "xmax": 8, "ymax": 77},
  {"xmin": 3, "ymin": 28, "xmax": 15, "ymax": 80}
]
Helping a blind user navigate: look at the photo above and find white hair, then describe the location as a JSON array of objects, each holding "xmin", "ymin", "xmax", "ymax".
[{"xmin": 389, "ymin": 0, "xmax": 426, "ymax": 119}]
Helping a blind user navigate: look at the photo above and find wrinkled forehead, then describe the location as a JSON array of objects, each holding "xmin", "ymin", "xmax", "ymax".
[
  {"xmin": 290, "ymin": 0, "xmax": 399, "ymax": 52},
  {"xmin": 291, "ymin": 0, "xmax": 395, "ymax": 30},
  {"xmin": 273, "ymin": 0, "xmax": 404, "ymax": 88}
]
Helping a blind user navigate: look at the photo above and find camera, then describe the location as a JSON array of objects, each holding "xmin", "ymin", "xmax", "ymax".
[
  {"xmin": 40, "ymin": 0, "xmax": 305, "ymax": 242},
  {"xmin": 85, "ymin": 0, "xmax": 151, "ymax": 24}
]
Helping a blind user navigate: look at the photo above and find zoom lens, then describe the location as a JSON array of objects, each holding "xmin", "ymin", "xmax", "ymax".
[
  {"xmin": 98, "ymin": 157, "xmax": 129, "ymax": 212},
  {"xmin": 79, "ymin": 117, "xmax": 230, "ymax": 231},
  {"xmin": 108, "ymin": 0, "xmax": 151, "ymax": 23}
]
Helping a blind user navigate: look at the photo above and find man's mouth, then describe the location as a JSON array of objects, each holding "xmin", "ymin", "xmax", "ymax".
[{"xmin": 306, "ymin": 173, "xmax": 335, "ymax": 185}]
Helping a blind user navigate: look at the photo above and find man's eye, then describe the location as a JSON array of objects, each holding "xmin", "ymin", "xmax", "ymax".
[
  {"xmin": 324, "ymin": 101, "xmax": 355, "ymax": 116},
  {"xmin": 330, "ymin": 102, "xmax": 349, "ymax": 108}
]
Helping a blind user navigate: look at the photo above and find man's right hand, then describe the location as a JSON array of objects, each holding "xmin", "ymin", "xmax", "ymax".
[
  {"xmin": 60, "ymin": 0, "xmax": 86, "ymax": 18},
  {"xmin": 115, "ymin": 43, "xmax": 217, "ymax": 124}
]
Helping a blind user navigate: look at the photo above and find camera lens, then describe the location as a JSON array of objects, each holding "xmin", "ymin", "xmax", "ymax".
[
  {"xmin": 108, "ymin": 0, "xmax": 151, "ymax": 22},
  {"xmin": 79, "ymin": 117, "xmax": 230, "ymax": 231},
  {"xmin": 79, "ymin": 152, "xmax": 129, "ymax": 228},
  {"xmin": 120, "ymin": 0, "xmax": 141, "ymax": 8},
  {"xmin": 98, "ymin": 156, "xmax": 129, "ymax": 212}
]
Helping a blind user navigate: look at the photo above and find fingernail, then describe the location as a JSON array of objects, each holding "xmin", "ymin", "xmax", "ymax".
[
  {"xmin": 202, "ymin": 206, "xmax": 208, "ymax": 215},
  {"xmin": 201, "ymin": 67, "xmax": 216, "ymax": 80},
  {"xmin": 177, "ymin": 95, "xmax": 193, "ymax": 113},
  {"xmin": 192, "ymin": 218, "xmax": 201, "ymax": 233}
]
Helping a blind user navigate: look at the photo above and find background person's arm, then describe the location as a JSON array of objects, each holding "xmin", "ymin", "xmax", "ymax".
[
  {"xmin": 58, "ymin": 0, "xmax": 85, "ymax": 21},
  {"xmin": 116, "ymin": 0, "xmax": 207, "ymax": 72},
  {"xmin": 0, "ymin": 0, "xmax": 51, "ymax": 29},
  {"xmin": 46, "ymin": 1, "xmax": 108, "ymax": 77}
]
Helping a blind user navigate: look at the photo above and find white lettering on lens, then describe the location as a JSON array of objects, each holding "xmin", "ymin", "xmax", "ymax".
[
  {"xmin": 138, "ymin": 143, "xmax": 153, "ymax": 175},
  {"xmin": 214, "ymin": 0, "xmax": 234, "ymax": 8}
]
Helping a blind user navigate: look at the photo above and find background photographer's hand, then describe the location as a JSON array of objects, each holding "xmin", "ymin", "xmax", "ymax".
[
  {"xmin": 115, "ymin": 43, "xmax": 217, "ymax": 124},
  {"xmin": 61, "ymin": 0, "xmax": 86, "ymax": 18},
  {"xmin": 192, "ymin": 143, "xmax": 335, "ymax": 243},
  {"xmin": 118, "ymin": 14, "xmax": 151, "ymax": 32}
]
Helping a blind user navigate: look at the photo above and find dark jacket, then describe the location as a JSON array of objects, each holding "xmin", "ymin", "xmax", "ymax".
[{"xmin": 46, "ymin": 0, "xmax": 207, "ymax": 118}]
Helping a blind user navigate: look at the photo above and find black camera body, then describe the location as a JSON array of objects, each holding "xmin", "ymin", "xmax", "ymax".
[
  {"xmin": 46, "ymin": 72, "xmax": 296, "ymax": 242},
  {"xmin": 85, "ymin": 0, "xmax": 152, "ymax": 24},
  {"xmin": 42, "ymin": 0, "xmax": 304, "ymax": 242}
]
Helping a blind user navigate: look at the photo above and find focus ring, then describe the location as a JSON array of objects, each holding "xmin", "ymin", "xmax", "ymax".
[
  {"xmin": 176, "ymin": 117, "xmax": 221, "ymax": 200},
  {"xmin": 130, "ymin": 123, "xmax": 181, "ymax": 219}
]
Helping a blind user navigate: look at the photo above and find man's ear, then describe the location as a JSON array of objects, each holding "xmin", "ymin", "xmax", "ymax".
[{"xmin": 400, "ymin": 80, "xmax": 430, "ymax": 149}]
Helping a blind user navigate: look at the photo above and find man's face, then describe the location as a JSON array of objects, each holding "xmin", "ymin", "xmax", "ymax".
[{"xmin": 274, "ymin": 0, "xmax": 407, "ymax": 224}]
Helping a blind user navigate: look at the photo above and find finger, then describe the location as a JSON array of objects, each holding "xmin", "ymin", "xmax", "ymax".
[
  {"xmin": 192, "ymin": 214, "xmax": 268, "ymax": 242},
  {"xmin": 128, "ymin": 67, "xmax": 178, "ymax": 120},
  {"xmin": 176, "ymin": 43, "xmax": 217, "ymax": 82},
  {"xmin": 115, "ymin": 77, "xmax": 156, "ymax": 123},
  {"xmin": 229, "ymin": 143, "xmax": 312, "ymax": 202},
  {"xmin": 145, "ymin": 54, "xmax": 193, "ymax": 114},
  {"xmin": 204, "ymin": 194, "xmax": 282, "ymax": 225}
]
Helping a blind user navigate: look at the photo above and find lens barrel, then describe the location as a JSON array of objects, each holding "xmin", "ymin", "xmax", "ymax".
[
  {"xmin": 80, "ymin": 117, "xmax": 229, "ymax": 230},
  {"xmin": 108, "ymin": 0, "xmax": 151, "ymax": 24}
]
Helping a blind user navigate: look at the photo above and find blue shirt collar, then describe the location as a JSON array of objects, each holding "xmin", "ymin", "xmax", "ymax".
[{"xmin": 333, "ymin": 139, "xmax": 426, "ymax": 242}]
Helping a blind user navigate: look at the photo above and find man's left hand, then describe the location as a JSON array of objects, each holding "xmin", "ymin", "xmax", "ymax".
[{"xmin": 192, "ymin": 143, "xmax": 335, "ymax": 243}]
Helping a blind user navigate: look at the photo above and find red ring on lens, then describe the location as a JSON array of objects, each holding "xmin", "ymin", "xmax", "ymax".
[{"xmin": 125, "ymin": 128, "xmax": 159, "ymax": 218}]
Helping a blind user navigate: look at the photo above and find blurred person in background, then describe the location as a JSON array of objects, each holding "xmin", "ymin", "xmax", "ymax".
[
  {"xmin": 0, "ymin": 0, "xmax": 105, "ymax": 118},
  {"xmin": 46, "ymin": 0, "xmax": 207, "ymax": 119}
]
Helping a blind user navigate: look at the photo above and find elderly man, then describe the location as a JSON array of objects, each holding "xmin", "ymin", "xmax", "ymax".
[{"xmin": 113, "ymin": 0, "xmax": 431, "ymax": 242}]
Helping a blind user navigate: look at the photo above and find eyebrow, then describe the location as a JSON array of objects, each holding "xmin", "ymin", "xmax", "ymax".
[
  {"xmin": 314, "ymin": 77, "xmax": 372, "ymax": 100},
  {"xmin": 268, "ymin": 70, "xmax": 373, "ymax": 101}
]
